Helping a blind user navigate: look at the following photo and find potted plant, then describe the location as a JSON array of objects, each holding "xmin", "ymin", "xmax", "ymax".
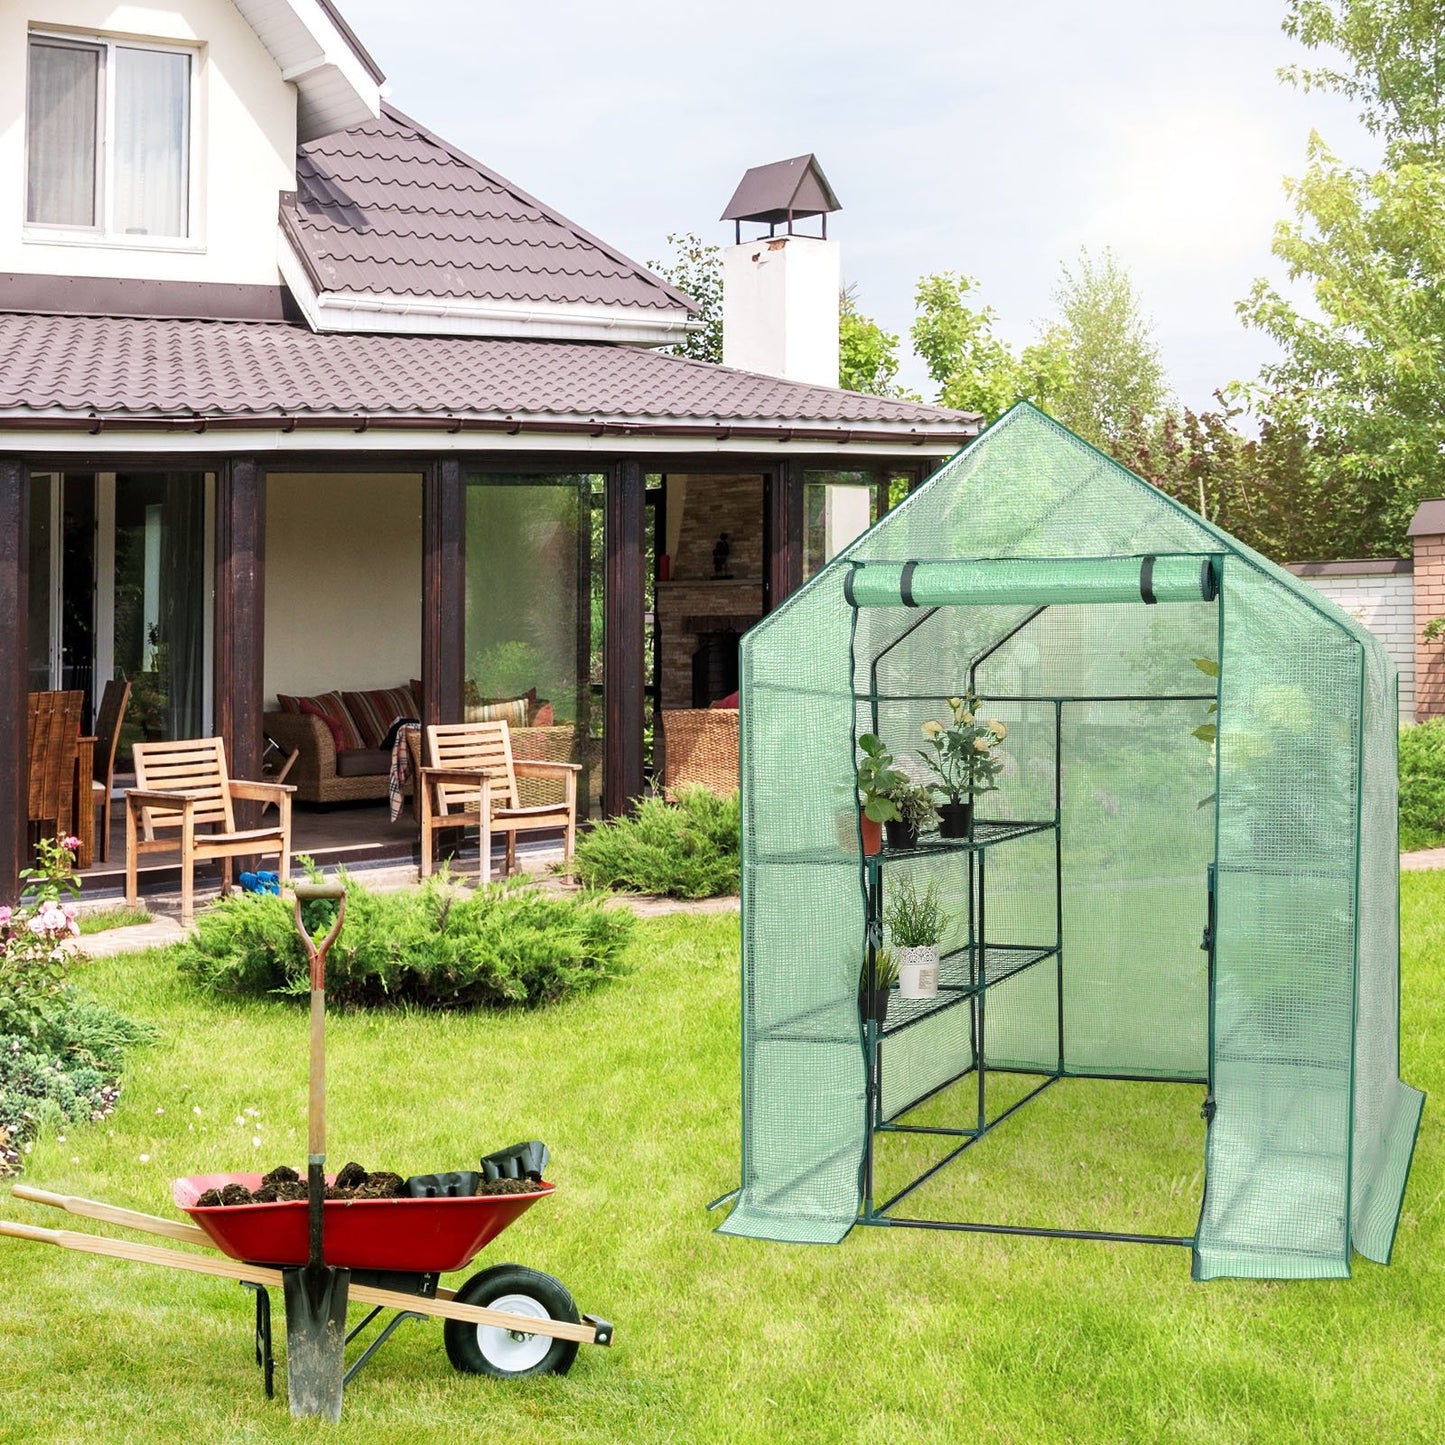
[
  {"xmin": 883, "ymin": 779, "xmax": 937, "ymax": 850},
  {"xmin": 856, "ymin": 733, "xmax": 905, "ymax": 856},
  {"xmin": 918, "ymin": 692, "xmax": 1007, "ymax": 838},
  {"xmin": 885, "ymin": 878, "xmax": 950, "ymax": 998},
  {"xmin": 857, "ymin": 947, "xmax": 898, "ymax": 1027}
]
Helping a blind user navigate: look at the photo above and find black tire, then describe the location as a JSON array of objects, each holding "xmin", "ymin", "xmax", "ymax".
[{"xmin": 443, "ymin": 1264, "xmax": 581, "ymax": 1378}]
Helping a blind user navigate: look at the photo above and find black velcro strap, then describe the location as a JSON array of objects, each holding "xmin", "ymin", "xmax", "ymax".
[
  {"xmin": 900, "ymin": 561, "xmax": 919, "ymax": 607},
  {"xmin": 844, "ymin": 565, "xmax": 858, "ymax": 607},
  {"xmin": 1200, "ymin": 558, "xmax": 1219, "ymax": 601},
  {"xmin": 1139, "ymin": 555, "xmax": 1157, "ymax": 605}
]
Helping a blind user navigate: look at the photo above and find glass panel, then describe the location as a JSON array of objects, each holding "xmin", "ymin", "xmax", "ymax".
[
  {"xmin": 113, "ymin": 475, "xmax": 206, "ymax": 762},
  {"xmin": 61, "ymin": 477, "xmax": 96, "ymax": 726},
  {"xmin": 27, "ymin": 38, "xmax": 99, "ymax": 227},
  {"xmin": 465, "ymin": 475, "xmax": 601, "ymax": 814},
  {"xmin": 27, "ymin": 476, "xmax": 54, "ymax": 691},
  {"xmin": 803, "ymin": 470, "xmax": 880, "ymax": 580},
  {"xmin": 113, "ymin": 47, "xmax": 189, "ymax": 238}
]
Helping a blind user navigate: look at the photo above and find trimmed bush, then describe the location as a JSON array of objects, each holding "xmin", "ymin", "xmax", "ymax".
[
  {"xmin": 1400, "ymin": 720, "xmax": 1445, "ymax": 850},
  {"xmin": 571, "ymin": 787, "xmax": 739, "ymax": 899},
  {"xmin": 176, "ymin": 874, "xmax": 632, "ymax": 1009}
]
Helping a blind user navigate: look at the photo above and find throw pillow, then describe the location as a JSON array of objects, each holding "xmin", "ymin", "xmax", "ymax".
[
  {"xmin": 463, "ymin": 695, "xmax": 531, "ymax": 728},
  {"xmin": 299, "ymin": 699, "xmax": 347, "ymax": 754},
  {"xmin": 531, "ymin": 701, "xmax": 555, "ymax": 727},
  {"xmin": 343, "ymin": 685, "xmax": 421, "ymax": 749},
  {"xmin": 292, "ymin": 691, "xmax": 365, "ymax": 752}
]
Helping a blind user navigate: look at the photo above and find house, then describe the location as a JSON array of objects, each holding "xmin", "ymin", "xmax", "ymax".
[{"xmin": 0, "ymin": 0, "xmax": 980, "ymax": 896}]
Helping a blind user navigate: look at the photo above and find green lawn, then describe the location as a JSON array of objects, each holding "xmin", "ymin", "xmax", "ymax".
[{"xmin": 0, "ymin": 879, "xmax": 1440, "ymax": 1444}]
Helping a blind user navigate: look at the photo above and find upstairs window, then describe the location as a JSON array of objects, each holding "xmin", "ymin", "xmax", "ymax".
[{"xmin": 26, "ymin": 33, "xmax": 192, "ymax": 240}]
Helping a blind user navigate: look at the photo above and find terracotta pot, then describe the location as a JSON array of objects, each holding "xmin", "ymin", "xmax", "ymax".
[
  {"xmin": 859, "ymin": 814, "xmax": 883, "ymax": 856},
  {"xmin": 938, "ymin": 800, "xmax": 973, "ymax": 838}
]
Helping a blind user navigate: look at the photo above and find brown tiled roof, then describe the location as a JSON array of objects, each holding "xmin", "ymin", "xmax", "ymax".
[
  {"xmin": 0, "ymin": 312, "xmax": 979, "ymax": 439},
  {"xmin": 281, "ymin": 107, "xmax": 695, "ymax": 314}
]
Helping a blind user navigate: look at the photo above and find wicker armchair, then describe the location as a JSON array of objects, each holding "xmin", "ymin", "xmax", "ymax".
[{"xmin": 658, "ymin": 708, "xmax": 739, "ymax": 798}]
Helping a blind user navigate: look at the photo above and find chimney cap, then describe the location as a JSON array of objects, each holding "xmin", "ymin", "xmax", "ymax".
[{"xmin": 720, "ymin": 154, "xmax": 841, "ymax": 226}]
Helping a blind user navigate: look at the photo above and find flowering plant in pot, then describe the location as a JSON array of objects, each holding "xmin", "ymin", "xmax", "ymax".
[
  {"xmin": 855, "ymin": 733, "xmax": 906, "ymax": 855},
  {"xmin": 884, "ymin": 878, "xmax": 950, "ymax": 999},
  {"xmin": 882, "ymin": 780, "xmax": 937, "ymax": 850},
  {"xmin": 857, "ymin": 947, "xmax": 898, "ymax": 1027},
  {"xmin": 918, "ymin": 693, "xmax": 1007, "ymax": 837}
]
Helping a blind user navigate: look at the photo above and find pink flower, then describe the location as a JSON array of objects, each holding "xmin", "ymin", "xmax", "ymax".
[
  {"xmin": 62, "ymin": 836, "xmax": 81, "ymax": 852},
  {"xmin": 0, "ymin": 906, "xmax": 11, "ymax": 927}
]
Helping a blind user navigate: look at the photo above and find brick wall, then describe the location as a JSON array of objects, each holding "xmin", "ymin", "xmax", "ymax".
[
  {"xmin": 1411, "ymin": 532, "xmax": 1445, "ymax": 718},
  {"xmin": 657, "ymin": 475, "xmax": 764, "ymax": 709},
  {"xmin": 1288, "ymin": 562, "xmax": 1415, "ymax": 721}
]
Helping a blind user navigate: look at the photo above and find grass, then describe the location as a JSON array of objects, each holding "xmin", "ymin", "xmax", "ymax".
[
  {"xmin": 76, "ymin": 905, "xmax": 151, "ymax": 936},
  {"xmin": 0, "ymin": 882, "xmax": 1439, "ymax": 1443}
]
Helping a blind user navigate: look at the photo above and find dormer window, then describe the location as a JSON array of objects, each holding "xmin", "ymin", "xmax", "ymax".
[{"xmin": 26, "ymin": 32, "xmax": 193, "ymax": 241}]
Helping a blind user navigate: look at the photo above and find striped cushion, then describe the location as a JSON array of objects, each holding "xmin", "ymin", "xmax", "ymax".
[
  {"xmin": 463, "ymin": 695, "xmax": 531, "ymax": 728},
  {"xmin": 276, "ymin": 691, "xmax": 365, "ymax": 753},
  {"xmin": 342, "ymin": 685, "xmax": 420, "ymax": 749}
]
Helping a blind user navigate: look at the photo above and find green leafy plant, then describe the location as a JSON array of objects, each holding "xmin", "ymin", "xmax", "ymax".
[
  {"xmin": 861, "ymin": 947, "xmax": 899, "ymax": 992},
  {"xmin": 177, "ymin": 872, "xmax": 633, "ymax": 1009},
  {"xmin": 571, "ymin": 787, "xmax": 739, "ymax": 899},
  {"xmin": 857, "ymin": 734, "xmax": 905, "ymax": 823},
  {"xmin": 917, "ymin": 693, "xmax": 1007, "ymax": 802},
  {"xmin": 884, "ymin": 878, "xmax": 951, "ymax": 948},
  {"xmin": 889, "ymin": 780, "xmax": 939, "ymax": 834},
  {"xmin": 1400, "ymin": 719, "xmax": 1445, "ymax": 850},
  {"xmin": 3, "ymin": 836, "xmax": 83, "ymax": 1041}
]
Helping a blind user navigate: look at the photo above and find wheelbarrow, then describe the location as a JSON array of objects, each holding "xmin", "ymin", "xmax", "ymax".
[{"xmin": 0, "ymin": 879, "xmax": 611, "ymax": 1406}]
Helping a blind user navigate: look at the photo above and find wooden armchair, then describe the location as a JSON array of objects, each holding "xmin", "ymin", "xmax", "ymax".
[
  {"xmin": 27, "ymin": 690, "xmax": 83, "ymax": 850},
  {"xmin": 419, "ymin": 721, "xmax": 578, "ymax": 884},
  {"xmin": 125, "ymin": 737, "xmax": 293, "ymax": 924},
  {"xmin": 90, "ymin": 677, "xmax": 131, "ymax": 864}
]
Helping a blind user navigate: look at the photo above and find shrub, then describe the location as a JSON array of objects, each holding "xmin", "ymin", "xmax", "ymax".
[
  {"xmin": 570, "ymin": 787, "xmax": 740, "ymax": 899},
  {"xmin": 1400, "ymin": 720, "xmax": 1445, "ymax": 850},
  {"xmin": 0, "ymin": 1000, "xmax": 155, "ymax": 1176},
  {"xmin": 176, "ymin": 874, "xmax": 633, "ymax": 1009}
]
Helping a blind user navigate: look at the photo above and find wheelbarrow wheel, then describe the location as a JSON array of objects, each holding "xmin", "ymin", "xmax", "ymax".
[{"xmin": 443, "ymin": 1264, "xmax": 581, "ymax": 1378}]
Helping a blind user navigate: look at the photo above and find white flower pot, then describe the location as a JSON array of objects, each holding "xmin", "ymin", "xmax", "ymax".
[{"xmin": 896, "ymin": 944, "xmax": 939, "ymax": 998}]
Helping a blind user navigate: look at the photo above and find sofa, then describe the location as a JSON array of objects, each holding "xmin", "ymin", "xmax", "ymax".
[{"xmin": 263, "ymin": 684, "xmax": 600, "ymax": 809}]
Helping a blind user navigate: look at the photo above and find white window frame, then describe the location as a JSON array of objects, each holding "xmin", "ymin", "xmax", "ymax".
[{"xmin": 24, "ymin": 29, "xmax": 201, "ymax": 250}]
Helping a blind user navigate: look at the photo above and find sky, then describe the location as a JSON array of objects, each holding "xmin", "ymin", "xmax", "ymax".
[{"xmin": 336, "ymin": 0, "xmax": 1378, "ymax": 411}]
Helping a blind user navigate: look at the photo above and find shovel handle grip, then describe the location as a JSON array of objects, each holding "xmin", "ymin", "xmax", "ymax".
[{"xmin": 293, "ymin": 882, "xmax": 345, "ymax": 901}]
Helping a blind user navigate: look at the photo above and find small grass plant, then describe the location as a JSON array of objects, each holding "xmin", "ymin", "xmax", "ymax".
[
  {"xmin": 1400, "ymin": 719, "xmax": 1445, "ymax": 850},
  {"xmin": 570, "ymin": 785, "xmax": 739, "ymax": 898}
]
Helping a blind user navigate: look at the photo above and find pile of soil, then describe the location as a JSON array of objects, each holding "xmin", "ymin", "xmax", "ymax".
[
  {"xmin": 193, "ymin": 1162, "xmax": 543, "ymax": 1206},
  {"xmin": 194, "ymin": 1163, "xmax": 405, "ymax": 1208}
]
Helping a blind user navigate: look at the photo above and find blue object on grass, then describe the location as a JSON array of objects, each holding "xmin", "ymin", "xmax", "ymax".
[{"xmin": 239, "ymin": 870, "xmax": 281, "ymax": 895}]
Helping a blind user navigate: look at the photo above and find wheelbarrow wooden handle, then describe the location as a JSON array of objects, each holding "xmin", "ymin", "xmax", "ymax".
[
  {"xmin": 10, "ymin": 1185, "xmax": 210, "ymax": 1247},
  {"xmin": 0, "ymin": 1220, "xmax": 608, "ymax": 1344}
]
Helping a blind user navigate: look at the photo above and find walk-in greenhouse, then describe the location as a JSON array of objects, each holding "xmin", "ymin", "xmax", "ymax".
[{"xmin": 720, "ymin": 404, "xmax": 1422, "ymax": 1280}]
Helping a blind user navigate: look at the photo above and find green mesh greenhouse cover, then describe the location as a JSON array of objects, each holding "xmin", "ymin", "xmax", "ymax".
[{"xmin": 719, "ymin": 403, "xmax": 1423, "ymax": 1281}]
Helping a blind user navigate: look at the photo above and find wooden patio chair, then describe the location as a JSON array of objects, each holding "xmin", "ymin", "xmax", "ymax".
[
  {"xmin": 26, "ymin": 690, "xmax": 83, "ymax": 852},
  {"xmin": 90, "ymin": 677, "xmax": 131, "ymax": 864},
  {"xmin": 658, "ymin": 707, "xmax": 740, "ymax": 798},
  {"xmin": 419, "ymin": 721, "xmax": 578, "ymax": 883},
  {"xmin": 125, "ymin": 737, "xmax": 293, "ymax": 924}
]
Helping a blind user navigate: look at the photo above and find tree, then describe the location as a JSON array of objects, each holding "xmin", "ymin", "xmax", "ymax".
[
  {"xmin": 1241, "ymin": 1, "xmax": 1445, "ymax": 551},
  {"xmin": 838, "ymin": 284, "xmax": 913, "ymax": 397},
  {"xmin": 1110, "ymin": 391, "xmax": 1373, "ymax": 563},
  {"xmin": 909, "ymin": 255, "xmax": 1163, "ymax": 446},
  {"xmin": 909, "ymin": 272, "xmax": 1038, "ymax": 419},
  {"xmin": 1045, "ymin": 247, "xmax": 1169, "ymax": 445},
  {"xmin": 647, "ymin": 232, "xmax": 723, "ymax": 363}
]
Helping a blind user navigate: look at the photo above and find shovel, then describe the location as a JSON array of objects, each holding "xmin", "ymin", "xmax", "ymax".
[{"xmin": 283, "ymin": 881, "xmax": 350, "ymax": 1421}]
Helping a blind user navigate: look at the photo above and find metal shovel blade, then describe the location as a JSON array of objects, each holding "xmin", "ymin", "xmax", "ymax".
[{"xmin": 283, "ymin": 1260, "xmax": 350, "ymax": 1421}]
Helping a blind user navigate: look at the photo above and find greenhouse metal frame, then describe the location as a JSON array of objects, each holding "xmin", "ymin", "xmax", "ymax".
[{"xmin": 720, "ymin": 404, "xmax": 1423, "ymax": 1281}]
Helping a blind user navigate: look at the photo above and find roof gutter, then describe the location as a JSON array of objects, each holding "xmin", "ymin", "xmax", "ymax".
[{"xmin": 0, "ymin": 411, "xmax": 976, "ymax": 448}]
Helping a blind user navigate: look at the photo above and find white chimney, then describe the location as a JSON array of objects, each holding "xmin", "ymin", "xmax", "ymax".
[{"xmin": 720, "ymin": 155, "xmax": 841, "ymax": 387}]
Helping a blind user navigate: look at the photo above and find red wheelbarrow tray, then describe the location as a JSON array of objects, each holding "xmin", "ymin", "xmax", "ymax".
[{"xmin": 174, "ymin": 1174, "xmax": 554, "ymax": 1273}]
